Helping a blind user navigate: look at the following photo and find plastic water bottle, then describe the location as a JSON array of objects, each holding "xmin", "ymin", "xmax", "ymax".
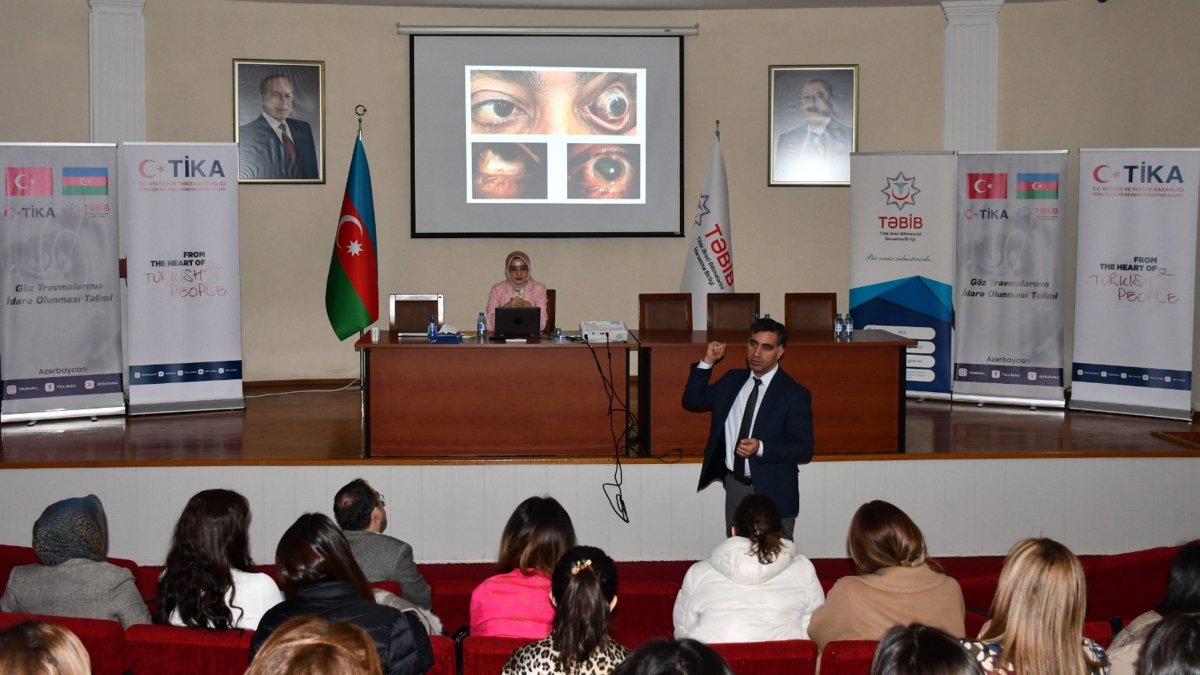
[
  {"xmin": 844, "ymin": 311, "xmax": 854, "ymax": 340},
  {"xmin": 427, "ymin": 315, "xmax": 437, "ymax": 342},
  {"xmin": 476, "ymin": 311, "xmax": 487, "ymax": 342},
  {"xmin": 834, "ymin": 313, "xmax": 844, "ymax": 339}
]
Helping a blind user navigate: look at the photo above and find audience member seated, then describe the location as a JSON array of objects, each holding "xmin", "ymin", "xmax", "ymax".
[
  {"xmin": 612, "ymin": 638, "xmax": 733, "ymax": 675},
  {"xmin": 1107, "ymin": 542, "xmax": 1200, "ymax": 675},
  {"xmin": 871, "ymin": 623, "xmax": 983, "ymax": 675},
  {"xmin": 470, "ymin": 496, "xmax": 576, "ymax": 638},
  {"xmin": 0, "ymin": 620, "xmax": 91, "ymax": 675},
  {"xmin": 156, "ymin": 489, "xmax": 282, "ymax": 631},
  {"xmin": 1137, "ymin": 612, "xmax": 1200, "ymax": 675},
  {"xmin": 334, "ymin": 478, "xmax": 432, "ymax": 611},
  {"xmin": 960, "ymin": 537, "xmax": 1109, "ymax": 675},
  {"xmin": 251, "ymin": 513, "xmax": 433, "ymax": 675},
  {"xmin": 0, "ymin": 495, "xmax": 150, "ymax": 628},
  {"xmin": 502, "ymin": 545, "xmax": 630, "ymax": 675},
  {"xmin": 673, "ymin": 494, "xmax": 824, "ymax": 642},
  {"xmin": 246, "ymin": 615, "xmax": 383, "ymax": 675},
  {"xmin": 808, "ymin": 500, "xmax": 964, "ymax": 649}
]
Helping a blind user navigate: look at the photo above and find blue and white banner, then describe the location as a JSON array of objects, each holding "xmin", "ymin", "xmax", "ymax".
[
  {"xmin": 121, "ymin": 143, "xmax": 244, "ymax": 414},
  {"xmin": 850, "ymin": 153, "xmax": 957, "ymax": 396},
  {"xmin": 953, "ymin": 152, "xmax": 1068, "ymax": 405},
  {"xmin": 0, "ymin": 144, "xmax": 125, "ymax": 421},
  {"xmin": 1071, "ymin": 149, "xmax": 1199, "ymax": 419}
]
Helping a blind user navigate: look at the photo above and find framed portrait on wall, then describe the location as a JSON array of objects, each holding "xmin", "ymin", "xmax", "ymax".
[
  {"xmin": 234, "ymin": 59, "xmax": 325, "ymax": 184},
  {"xmin": 769, "ymin": 65, "xmax": 858, "ymax": 186}
]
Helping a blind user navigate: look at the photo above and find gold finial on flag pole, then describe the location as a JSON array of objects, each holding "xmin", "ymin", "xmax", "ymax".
[
  {"xmin": 715, "ymin": 119, "xmax": 720, "ymax": 141},
  {"xmin": 356, "ymin": 105, "xmax": 367, "ymax": 136}
]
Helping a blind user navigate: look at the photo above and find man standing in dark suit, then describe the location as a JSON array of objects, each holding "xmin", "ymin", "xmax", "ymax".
[
  {"xmin": 239, "ymin": 73, "xmax": 319, "ymax": 180},
  {"xmin": 682, "ymin": 317, "xmax": 814, "ymax": 540}
]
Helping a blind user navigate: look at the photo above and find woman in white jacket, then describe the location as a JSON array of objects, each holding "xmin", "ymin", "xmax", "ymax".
[{"xmin": 672, "ymin": 494, "xmax": 824, "ymax": 643}]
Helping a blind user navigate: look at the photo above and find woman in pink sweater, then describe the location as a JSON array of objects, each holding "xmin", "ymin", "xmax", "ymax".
[
  {"xmin": 808, "ymin": 500, "xmax": 965, "ymax": 649},
  {"xmin": 470, "ymin": 496, "xmax": 576, "ymax": 638}
]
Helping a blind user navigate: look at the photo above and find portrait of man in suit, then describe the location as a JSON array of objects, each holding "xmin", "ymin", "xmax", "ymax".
[
  {"xmin": 770, "ymin": 66, "xmax": 857, "ymax": 185},
  {"xmin": 236, "ymin": 62, "xmax": 323, "ymax": 182}
]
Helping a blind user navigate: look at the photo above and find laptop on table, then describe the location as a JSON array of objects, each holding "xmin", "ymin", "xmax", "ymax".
[{"xmin": 493, "ymin": 306, "xmax": 541, "ymax": 341}]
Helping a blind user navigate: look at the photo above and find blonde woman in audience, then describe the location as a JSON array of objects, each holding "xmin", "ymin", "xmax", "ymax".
[
  {"xmin": 808, "ymin": 500, "xmax": 964, "ymax": 649},
  {"xmin": 157, "ymin": 489, "xmax": 282, "ymax": 630},
  {"xmin": 1108, "ymin": 543, "xmax": 1200, "ymax": 675},
  {"xmin": 470, "ymin": 496, "xmax": 576, "ymax": 638},
  {"xmin": 960, "ymin": 537, "xmax": 1109, "ymax": 675},
  {"xmin": 673, "ymin": 493, "xmax": 824, "ymax": 642},
  {"xmin": 245, "ymin": 615, "xmax": 382, "ymax": 675},
  {"xmin": 0, "ymin": 620, "xmax": 91, "ymax": 675},
  {"xmin": 0, "ymin": 494, "xmax": 150, "ymax": 628},
  {"xmin": 501, "ymin": 545, "xmax": 630, "ymax": 675}
]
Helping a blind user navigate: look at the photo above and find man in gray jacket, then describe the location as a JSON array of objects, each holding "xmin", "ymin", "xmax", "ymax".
[{"xmin": 333, "ymin": 478, "xmax": 432, "ymax": 610}]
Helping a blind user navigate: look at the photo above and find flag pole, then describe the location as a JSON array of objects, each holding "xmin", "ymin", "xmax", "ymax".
[
  {"xmin": 355, "ymin": 104, "xmax": 367, "ymax": 138},
  {"xmin": 715, "ymin": 119, "xmax": 720, "ymax": 141}
]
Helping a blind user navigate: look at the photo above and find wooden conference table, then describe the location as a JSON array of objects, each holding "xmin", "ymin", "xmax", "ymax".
[{"xmin": 356, "ymin": 329, "xmax": 912, "ymax": 458}]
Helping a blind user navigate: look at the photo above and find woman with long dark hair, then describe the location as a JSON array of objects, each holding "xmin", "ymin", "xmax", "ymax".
[
  {"xmin": 156, "ymin": 489, "xmax": 281, "ymax": 630},
  {"xmin": 808, "ymin": 500, "xmax": 964, "ymax": 649},
  {"xmin": 1108, "ymin": 543, "xmax": 1200, "ymax": 675},
  {"xmin": 502, "ymin": 545, "xmax": 630, "ymax": 675},
  {"xmin": 470, "ymin": 495, "xmax": 577, "ymax": 638},
  {"xmin": 250, "ymin": 513, "xmax": 433, "ymax": 675},
  {"xmin": 673, "ymin": 493, "xmax": 824, "ymax": 642}
]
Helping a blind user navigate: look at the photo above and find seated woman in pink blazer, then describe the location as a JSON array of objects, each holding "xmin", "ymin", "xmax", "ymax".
[{"xmin": 469, "ymin": 496, "xmax": 576, "ymax": 638}]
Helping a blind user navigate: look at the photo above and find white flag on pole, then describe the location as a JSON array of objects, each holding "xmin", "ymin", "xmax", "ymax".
[{"xmin": 680, "ymin": 133, "xmax": 735, "ymax": 329}]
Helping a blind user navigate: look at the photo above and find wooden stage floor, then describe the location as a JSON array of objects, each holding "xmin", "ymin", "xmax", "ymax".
[{"xmin": 0, "ymin": 381, "xmax": 1196, "ymax": 467}]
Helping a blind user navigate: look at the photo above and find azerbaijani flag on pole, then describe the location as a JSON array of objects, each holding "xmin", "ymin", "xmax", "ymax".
[{"xmin": 325, "ymin": 134, "xmax": 378, "ymax": 340}]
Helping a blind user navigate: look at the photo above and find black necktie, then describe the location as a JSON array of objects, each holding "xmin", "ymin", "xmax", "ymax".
[{"xmin": 734, "ymin": 377, "xmax": 762, "ymax": 480}]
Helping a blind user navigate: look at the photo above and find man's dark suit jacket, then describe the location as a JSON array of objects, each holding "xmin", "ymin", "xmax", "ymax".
[
  {"xmin": 238, "ymin": 115, "xmax": 319, "ymax": 180},
  {"xmin": 682, "ymin": 364, "xmax": 814, "ymax": 518}
]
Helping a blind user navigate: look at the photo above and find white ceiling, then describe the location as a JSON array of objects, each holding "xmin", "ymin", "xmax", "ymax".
[{"xmin": 248, "ymin": 0, "xmax": 1014, "ymax": 10}]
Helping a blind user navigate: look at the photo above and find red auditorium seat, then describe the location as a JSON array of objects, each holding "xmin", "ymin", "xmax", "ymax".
[
  {"xmin": 125, "ymin": 623, "xmax": 253, "ymax": 675},
  {"xmin": 711, "ymin": 639, "xmax": 817, "ymax": 675},
  {"xmin": 0, "ymin": 612, "xmax": 130, "ymax": 675},
  {"xmin": 461, "ymin": 635, "xmax": 536, "ymax": 675},
  {"xmin": 820, "ymin": 639, "xmax": 879, "ymax": 675},
  {"xmin": 428, "ymin": 634, "xmax": 457, "ymax": 675}
]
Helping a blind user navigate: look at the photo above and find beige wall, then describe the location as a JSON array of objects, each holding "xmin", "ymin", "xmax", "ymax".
[{"xmin": 3, "ymin": 0, "xmax": 1198, "ymax": 382}]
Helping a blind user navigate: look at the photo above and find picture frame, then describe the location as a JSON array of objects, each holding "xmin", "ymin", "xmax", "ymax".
[
  {"xmin": 768, "ymin": 65, "xmax": 858, "ymax": 186},
  {"xmin": 233, "ymin": 59, "xmax": 325, "ymax": 184}
]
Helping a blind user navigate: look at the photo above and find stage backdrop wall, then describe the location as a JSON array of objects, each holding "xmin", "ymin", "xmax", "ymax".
[
  {"xmin": 1071, "ymin": 149, "xmax": 1199, "ymax": 420},
  {"xmin": 0, "ymin": 144, "xmax": 124, "ymax": 422},
  {"xmin": 0, "ymin": 458, "xmax": 1193, "ymax": 565}
]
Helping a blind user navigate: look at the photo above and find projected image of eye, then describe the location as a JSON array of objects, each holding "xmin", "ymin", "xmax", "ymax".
[
  {"xmin": 469, "ymin": 69, "xmax": 638, "ymax": 136},
  {"xmin": 567, "ymin": 144, "xmax": 640, "ymax": 200},
  {"xmin": 471, "ymin": 143, "xmax": 547, "ymax": 200}
]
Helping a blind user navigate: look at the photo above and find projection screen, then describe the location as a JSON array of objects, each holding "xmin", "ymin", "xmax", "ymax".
[{"xmin": 411, "ymin": 33, "xmax": 683, "ymax": 237}]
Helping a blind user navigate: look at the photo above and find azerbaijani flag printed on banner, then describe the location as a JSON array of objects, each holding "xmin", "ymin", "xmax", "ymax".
[
  {"xmin": 325, "ymin": 135, "xmax": 378, "ymax": 341},
  {"xmin": 1016, "ymin": 172, "xmax": 1059, "ymax": 199},
  {"xmin": 5, "ymin": 166, "xmax": 53, "ymax": 196},
  {"xmin": 62, "ymin": 167, "xmax": 109, "ymax": 196}
]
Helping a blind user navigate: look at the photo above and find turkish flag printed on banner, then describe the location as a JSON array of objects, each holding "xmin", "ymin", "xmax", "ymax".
[
  {"xmin": 966, "ymin": 172, "xmax": 1007, "ymax": 199},
  {"xmin": 5, "ymin": 167, "xmax": 54, "ymax": 196}
]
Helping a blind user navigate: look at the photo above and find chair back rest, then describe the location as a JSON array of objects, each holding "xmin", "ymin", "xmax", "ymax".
[
  {"xmin": 461, "ymin": 635, "xmax": 535, "ymax": 675},
  {"xmin": 711, "ymin": 639, "xmax": 818, "ymax": 675},
  {"xmin": 819, "ymin": 639, "xmax": 879, "ymax": 675},
  {"xmin": 125, "ymin": 623, "xmax": 253, "ymax": 675},
  {"xmin": 784, "ymin": 292, "xmax": 837, "ymax": 333},
  {"xmin": 0, "ymin": 612, "xmax": 130, "ymax": 675},
  {"xmin": 639, "ymin": 293, "xmax": 693, "ymax": 331},
  {"xmin": 428, "ymin": 634, "xmax": 458, "ymax": 675},
  {"xmin": 389, "ymin": 293, "xmax": 444, "ymax": 336},
  {"xmin": 707, "ymin": 293, "xmax": 761, "ymax": 332},
  {"xmin": 545, "ymin": 289, "xmax": 556, "ymax": 335}
]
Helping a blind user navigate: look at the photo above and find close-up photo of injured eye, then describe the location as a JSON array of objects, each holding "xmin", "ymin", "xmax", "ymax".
[
  {"xmin": 567, "ymin": 143, "xmax": 640, "ymax": 200},
  {"xmin": 471, "ymin": 142, "xmax": 547, "ymax": 200},
  {"xmin": 576, "ymin": 73, "xmax": 637, "ymax": 136}
]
